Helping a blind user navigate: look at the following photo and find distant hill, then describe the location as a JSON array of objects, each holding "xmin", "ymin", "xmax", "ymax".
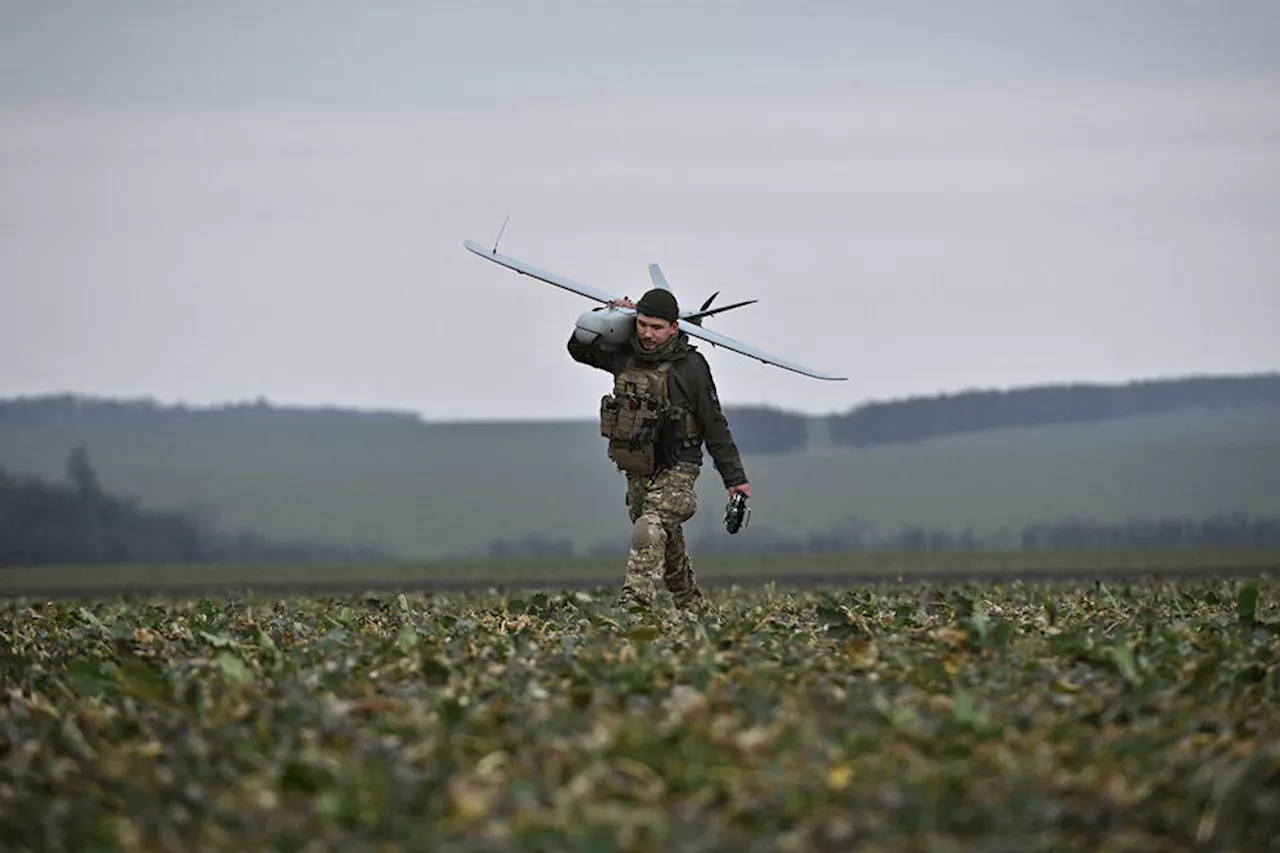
[
  {"xmin": 824, "ymin": 373, "xmax": 1280, "ymax": 449},
  {"xmin": 0, "ymin": 447, "xmax": 393, "ymax": 567},
  {"xmin": 5, "ymin": 371, "xmax": 1279, "ymax": 454},
  {"xmin": 0, "ymin": 394, "xmax": 424, "ymax": 427},
  {"xmin": 1, "ymin": 373, "xmax": 1278, "ymax": 560}
]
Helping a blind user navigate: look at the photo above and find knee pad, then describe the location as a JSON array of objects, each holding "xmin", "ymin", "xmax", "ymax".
[{"xmin": 631, "ymin": 515, "xmax": 659, "ymax": 549}]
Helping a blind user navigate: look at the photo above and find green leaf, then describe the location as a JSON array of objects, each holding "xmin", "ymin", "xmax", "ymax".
[
  {"xmin": 117, "ymin": 657, "xmax": 172, "ymax": 704},
  {"xmin": 990, "ymin": 619, "xmax": 1016, "ymax": 647},
  {"xmin": 1237, "ymin": 586, "xmax": 1259, "ymax": 628},
  {"xmin": 281, "ymin": 761, "xmax": 329, "ymax": 794},
  {"xmin": 199, "ymin": 630, "xmax": 240, "ymax": 649},
  {"xmin": 217, "ymin": 651, "xmax": 253, "ymax": 687},
  {"xmin": 1108, "ymin": 642, "xmax": 1141, "ymax": 685},
  {"xmin": 66, "ymin": 659, "xmax": 115, "ymax": 698},
  {"xmin": 952, "ymin": 689, "xmax": 991, "ymax": 733},
  {"xmin": 967, "ymin": 608, "xmax": 992, "ymax": 644},
  {"xmin": 421, "ymin": 655, "xmax": 451, "ymax": 686},
  {"xmin": 77, "ymin": 607, "xmax": 105, "ymax": 631},
  {"xmin": 314, "ymin": 790, "xmax": 346, "ymax": 823},
  {"xmin": 395, "ymin": 624, "xmax": 417, "ymax": 652},
  {"xmin": 949, "ymin": 592, "xmax": 974, "ymax": 619},
  {"xmin": 628, "ymin": 625, "xmax": 661, "ymax": 642}
]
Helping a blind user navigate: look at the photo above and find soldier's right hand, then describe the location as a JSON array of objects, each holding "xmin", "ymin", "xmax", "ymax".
[{"xmin": 611, "ymin": 297, "xmax": 636, "ymax": 309}]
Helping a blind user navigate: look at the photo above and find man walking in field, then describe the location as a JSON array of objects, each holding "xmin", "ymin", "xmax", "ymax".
[{"xmin": 568, "ymin": 287, "xmax": 751, "ymax": 615}]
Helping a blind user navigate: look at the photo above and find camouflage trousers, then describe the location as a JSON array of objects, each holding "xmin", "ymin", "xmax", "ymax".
[{"xmin": 618, "ymin": 460, "xmax": 705, "ymax": 611}]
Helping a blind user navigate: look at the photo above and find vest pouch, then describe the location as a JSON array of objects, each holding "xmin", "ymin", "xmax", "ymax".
[
  {"xmin": 599, "ymin": 395, "xmax": 620, "ymax": 439},
  {"xmin": 665, "ymin": 404, "xmax": 701, "ymax": 448},
  {"xmin": 608, "ymin": 402, "xmax": 662, "ymax": 476},
  {"xmin": 608, "ymin": 438, "xmax": 655, "ymax": 476},
  {"xmin": 684, "ymin": 410, "xmax": 701, "ymax": 447},
  {"xmin": 611, "ymin": 395, "xmax": 653, "ymax": 442}
]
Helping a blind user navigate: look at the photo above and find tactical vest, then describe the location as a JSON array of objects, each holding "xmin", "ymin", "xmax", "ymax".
[{"xmin": 599, "ymin": 358, "xmax": 702, "ymax": 476}]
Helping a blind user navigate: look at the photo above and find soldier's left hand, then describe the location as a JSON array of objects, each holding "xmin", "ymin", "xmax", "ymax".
[{"xmin": 729, "ymin": 483, "xmax": 751, "ymax": 499}]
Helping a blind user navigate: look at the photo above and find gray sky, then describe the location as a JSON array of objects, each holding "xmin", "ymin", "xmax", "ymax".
[{"xmin": 2, "ymin": 0, "xmax": 1278, "ymax": 421}]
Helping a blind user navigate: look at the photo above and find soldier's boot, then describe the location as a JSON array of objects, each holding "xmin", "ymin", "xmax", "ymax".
[
  {"xmin": 614, "ymin": 585, "xmax": 653, "ymax": 614},
  {"xmin": 664, "ymin": 553, "xmax": 707, "ymax": 613}
]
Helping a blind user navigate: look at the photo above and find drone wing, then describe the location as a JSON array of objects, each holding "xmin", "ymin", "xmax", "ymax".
[
  {"xmin": 463, "ymin": 239, "xmax": 619, "ymax": 305},
  {"xmin": 463, "ymin": 238, "xmax": 846, "ymax": 381},
  {"xmin": 680, "ymin": 322, "xmax": 847, "ymax": 381}
]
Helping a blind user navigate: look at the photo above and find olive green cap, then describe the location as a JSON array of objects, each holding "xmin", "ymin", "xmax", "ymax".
[{"xmin": 635, "ymin": 288, "xmax": 679, "ymax": 322}]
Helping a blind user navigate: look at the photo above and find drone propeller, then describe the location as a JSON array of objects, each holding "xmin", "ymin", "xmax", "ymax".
[
  {"xmin": 647, "ymin": 264, "xmax": 756, "ymax": 326},
  {"xmin": 683, "ymin": 298, "xmax": 758, "ymax": 326}
]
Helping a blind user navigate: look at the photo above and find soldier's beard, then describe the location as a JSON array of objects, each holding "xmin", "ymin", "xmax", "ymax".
[{"xmin": 631, "ymin": 329, "xmax": 683, "ymax": 363}]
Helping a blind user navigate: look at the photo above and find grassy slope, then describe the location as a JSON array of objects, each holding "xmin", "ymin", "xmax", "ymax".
[{"xmin": 1, "ymin": 405, "xmax": 1279, "ymax": 559}]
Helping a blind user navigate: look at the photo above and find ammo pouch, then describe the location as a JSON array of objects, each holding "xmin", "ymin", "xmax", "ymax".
[{"xmin": 600, "ymin": 395, "xmax": 620, "ymax": 439}]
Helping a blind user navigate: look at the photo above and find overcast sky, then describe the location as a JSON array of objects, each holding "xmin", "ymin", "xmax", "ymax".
[{"xmin": 2, "ymin": 0, "xmax": 1278, "ymax": 421}]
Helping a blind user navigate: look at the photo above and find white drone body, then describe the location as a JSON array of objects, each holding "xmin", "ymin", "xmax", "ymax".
[
  {"xmin": 572, "ymin": 304, "xmax": 635, "ymax": 349},
  {"xmin": 462, "ymin": 238, "xmax": 846, "ymax": 381}
]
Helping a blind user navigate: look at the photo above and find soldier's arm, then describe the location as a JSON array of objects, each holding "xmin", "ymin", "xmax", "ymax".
[
  {"xmin": 690, "ymin": 354, "xmax": 748, "ymax": 489},
  {"xmin": 566, "ymin": 330, "xmax": 623, "ymax": 374}
]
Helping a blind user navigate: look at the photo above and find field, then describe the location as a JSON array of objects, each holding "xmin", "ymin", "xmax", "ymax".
[
  {"xmin": 3, "ymin": 405, "xmax": 1279, "ymax": 559},
  {"xmin": 4, "ymin": 546, "xmax": 1280, "ymax": 599},
  {"xmin": 3, "ymin": 570, "xmax": 1278, "ymax": 851}
]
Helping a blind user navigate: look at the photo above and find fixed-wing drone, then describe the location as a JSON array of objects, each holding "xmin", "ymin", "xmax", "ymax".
[{"xmin": 462, "ymin": 238, "xmax": 847, "ymax": 381}]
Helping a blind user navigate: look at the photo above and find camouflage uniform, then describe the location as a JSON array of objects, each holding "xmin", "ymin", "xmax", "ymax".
[
  {"xmin": 568, "ymin": 322, "xmax": 748, "ymax": 613},
  {"xmin": 622, "ymin": 460, "xmax": 703, "ymax": 610}
]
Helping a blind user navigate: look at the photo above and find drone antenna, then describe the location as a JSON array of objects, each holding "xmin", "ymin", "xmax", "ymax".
[{"xmin": 491, "ymin": 213, "xmax": 510, "ymax": 255}]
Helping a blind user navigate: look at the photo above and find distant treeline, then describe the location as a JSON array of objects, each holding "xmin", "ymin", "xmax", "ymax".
[
  {"xmin": 723, "ymin": 373, "xmax": 1280, "ymax": 453},
  {"xmin": 0, "ymin": 394, "xmax": 423, "ymax": 426},
  {"xmin": 823, "ymin": 373, "xmax": 1280, "ymax": 450},
  {"xmin": 719, "ymin": 405, "xmax": 810, "ymax": 454},
  {"xmin": 467, "ymin": 512, "xmax": 1280, "ymax": 560},
  {"xmin": 683, "ymin": 512, "xmax": 1280, "ymax": 556},
  {"xmin": 719, "ymin": 372, "xmax": 1280, "ymax": 454},
  {"xmin": 0, "ymin": 448, "xmax": 394, "ymax": 567},
  {"xmin": 5, "ymin": 373, "xmax": 1279, "ymax": 456}
]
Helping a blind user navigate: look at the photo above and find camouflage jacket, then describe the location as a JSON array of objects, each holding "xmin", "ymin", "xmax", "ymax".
[{"xmin": 568, "ymin": 330, "xmax": 748, "ymax": 488}]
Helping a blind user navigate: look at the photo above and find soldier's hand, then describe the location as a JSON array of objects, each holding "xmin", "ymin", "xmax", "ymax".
[
  {"xmin": 611, "ymin": 297, "xmax": 636, "ymax": 309},
  {"xmin": 729, "ymin": 483, "xmax": 751, "ymax": 499}
]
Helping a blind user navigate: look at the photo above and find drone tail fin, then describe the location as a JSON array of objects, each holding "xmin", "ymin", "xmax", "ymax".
[{"xmin": 648, "ymin": 263, "xmax": 671, "ymax": 291}]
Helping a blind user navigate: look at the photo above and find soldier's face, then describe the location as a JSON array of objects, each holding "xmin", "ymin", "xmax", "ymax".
[{"xmin": 636, "ymin": 314, "xmax": 677, "ymax": 349}]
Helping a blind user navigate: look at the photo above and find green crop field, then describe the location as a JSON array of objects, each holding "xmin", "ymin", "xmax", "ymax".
[
  {"xmin": 3, "ymin": 406, "xmax": 1279, "ymax": 560},
  {"xmin": 3, "ymin": 573, "xmax": 1277, "ymax": 851}
]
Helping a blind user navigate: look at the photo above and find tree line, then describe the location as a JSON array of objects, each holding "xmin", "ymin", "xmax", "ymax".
[
  {"xmin": 682, "ymin": 511, "xmax": 1280, "ymax": 556},
  {"xmin": 719, "ymin": 372, "xmax": 1280, "ymax": 453},
  {"xmin": 466, "ymin": 512, "xmax": 1280, "ymax": 560},
  {"xmin": 0, "ymin": 394, "xmax": 422, "ymax": 427},
  {"xmin": 0, "ymin": 448, "xmax": 393, "ymax": 567},
  {"xmin": 823, "ymin": 373, "xmax": 1280, "ymax": 449},
  {"xmin": 6, "ymin": 372, "xmax": 1278, "ymax": 456}
]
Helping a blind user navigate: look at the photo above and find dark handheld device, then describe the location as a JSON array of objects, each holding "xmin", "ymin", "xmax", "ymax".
[{"xmin": 724, "ymin": 491, "xmax": 751, "ymax": 534}]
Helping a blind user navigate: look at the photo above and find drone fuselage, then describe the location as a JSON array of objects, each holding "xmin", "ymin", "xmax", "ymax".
[{"xmin": 574, "ymin": 306, "xmax": 635, "ymax": 350}]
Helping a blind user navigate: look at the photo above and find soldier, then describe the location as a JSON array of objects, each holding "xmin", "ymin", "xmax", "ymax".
[{"xmin": 568, "ymin": 287, "xmax": 751, "ymax": 614}]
